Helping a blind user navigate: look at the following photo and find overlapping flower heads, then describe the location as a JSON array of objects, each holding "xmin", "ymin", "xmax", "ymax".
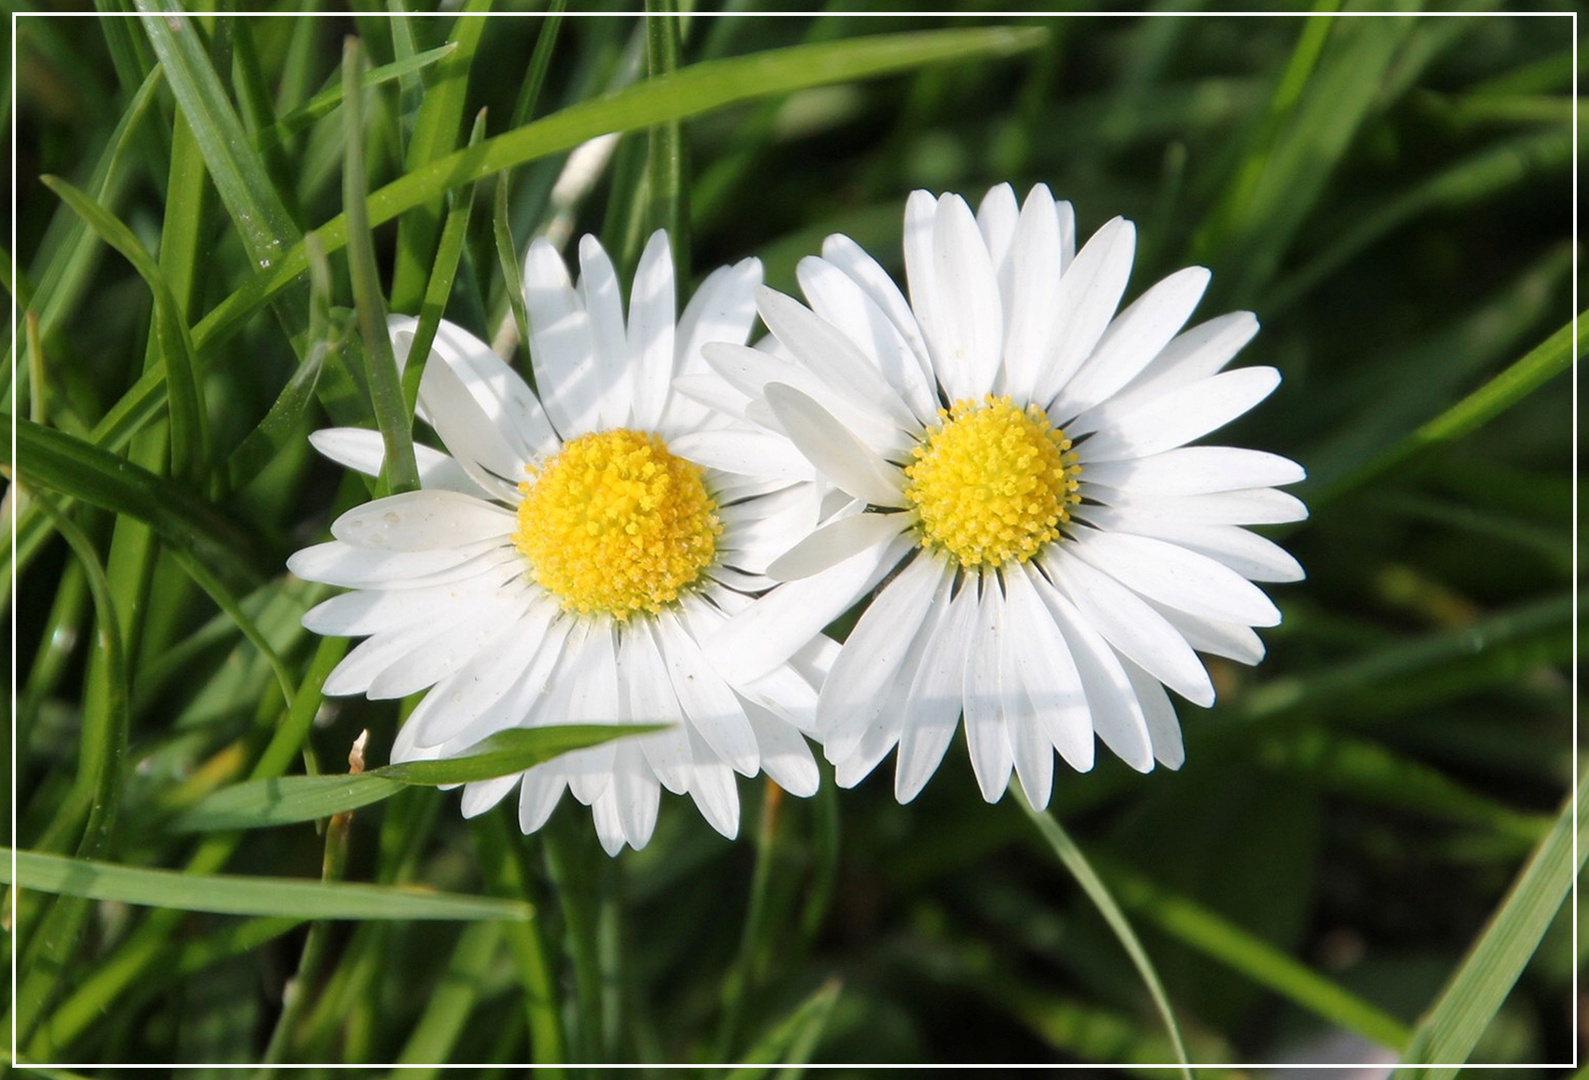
[{"xmin": 291, "ymin": 186, "xmax": 1306, "ymax": 851}]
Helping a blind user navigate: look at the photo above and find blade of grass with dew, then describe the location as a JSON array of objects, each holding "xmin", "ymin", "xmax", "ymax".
[
  {"xmin": 169, "ymin": 724, "xmax": 668, "ymax": 831},
  {"xmin": 1097, "ymin": 855, "xmax": 1412, "ymax": 1050},
  {"xmin": 400, "ymin": 109, "xmax": 486, "ymax": 415},
  {"xmin": 4, "ymin": 849, "xmax": 533, "ymax": 922},
  {"xmin": 343, "ymin": 36, "xmax": 420, "ymax": 496},
  {"xmin": 725, "ymin": 978, "xmax": 843, "ymax": 1077},
  {"xmin": 1390, "ymin": 773, "xmax": 1585, "ymax": 1077},
  {"xmin": 221, "ymin": 339, "xmax": 325, "ymax": 497},
  {"xmin": 136, "ymin": 0, "xmax": 300, "ymax": 273},
  {"xmin": 390, "ymin": 0, "xmax": 490, "ymax": 311},
  {"xmin": 38, "ymin": 175, "xmax": 205, "ymax": 482},
  {"xmin": 191, "ymin": 26, "xmax": 1047, "ymax": 353},
  {"xmin": 1016, "ymin": 789, "xmax": 1192, "ymax": 1077},
  {"xmin": 9, "ymin": 416, "xmax": 276, "ymax": 589}
]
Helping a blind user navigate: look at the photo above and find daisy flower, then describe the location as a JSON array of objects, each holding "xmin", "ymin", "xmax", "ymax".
[
  {"xmin": 702, "ymin": 185, "xmax": 1306, "ymax": 808},
  {"xmin": 288, "ymin": 231, "xmax": 832, "ymax": 855}
]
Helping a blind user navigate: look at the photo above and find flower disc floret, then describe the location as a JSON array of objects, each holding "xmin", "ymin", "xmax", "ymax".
[
  {"xmin": 514, "ymin": 429, "xmax": 721, "ymax": 619},
  {"xmin": 903, "ymin": 395, "xmax": 1080, "ymax": 569}
]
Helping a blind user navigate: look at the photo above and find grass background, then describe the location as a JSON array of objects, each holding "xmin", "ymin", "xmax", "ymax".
[{"xmin": 6, "ymin": 5, "xmax": 1580, "ymax": 1071}]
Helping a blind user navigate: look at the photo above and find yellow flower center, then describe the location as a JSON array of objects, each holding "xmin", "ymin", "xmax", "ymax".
[
  {"xmin": 903, "ymin": 395, "xmax": 1081, "ymax": 570},
  {"xmin": 513, "ymin": 429, "xmax": 721, "ymax": 620}
]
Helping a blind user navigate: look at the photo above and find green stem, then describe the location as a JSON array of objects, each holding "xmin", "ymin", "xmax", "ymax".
[{"xmin": 714, "ymin": 778, "xmax": 781, "ymax": 1061}]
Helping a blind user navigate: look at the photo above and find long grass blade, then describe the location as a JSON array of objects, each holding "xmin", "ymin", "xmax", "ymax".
[
  {"xmin": 1391, "ymin": 774, "xmax": 1585, "ymax": 1077},
  {"xmin": 1017, "ymin": 791, "xmax": 1193, "ymax": 1077},
  {"xmin": 4, "ymin": 849, "xmax": 534, "ymax": 922},
  {"xmin": 170, "ymin": 724, "xmax": 667, "ymax": 831}
]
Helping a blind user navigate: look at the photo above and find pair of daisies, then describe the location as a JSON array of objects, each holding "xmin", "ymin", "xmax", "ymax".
[{"xmin": 288, "ymin": 184, "xmax": 1306, "ymax": 855}]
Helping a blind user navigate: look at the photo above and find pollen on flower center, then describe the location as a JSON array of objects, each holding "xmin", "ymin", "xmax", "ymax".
[
  {"xmin": 903, "ymin": 395, "xmax": 1081, "ymax": 570},
  {"xmin": 513, "ymin": 429, "xmax": 721, "ymax": 620}
]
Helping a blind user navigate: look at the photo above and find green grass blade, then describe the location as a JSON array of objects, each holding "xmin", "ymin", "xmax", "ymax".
[
  {"xmin": 1391, "ymin": 774, "xmax": 1585, "ymax": 1077},
  {"xmin": 390, "ymin": 1, "xmax": 490, "ymax": 311},
  {"xmin": 136, "ymin": 1, "xmax": 301, "ymax": 269},
  {"xmin": 395, "ymin": 920, "xmax": 505, "ymax": 1065},
  {"xmin": 4, "ymin": 849, "xmax": 533, "ymax": 922},
  {"xmin": 1319, "ymin": 313, "xmax": 1582, "ymax": 506},
  {"xmin": 221, "ymin": 343, "xmax": 324, "ymax": 497},
  {"xmin": 170, "ymin": 724, "xmax": 667, "ymax": 831},
  {"xmin": 9, "ymin": 416, "xmax": 276, "ymax": 590},
  {"xmin": 266, "ymin": 44, "xmax": 457, "ymax": 149},
  {"xmin": 191, "ymin": 26, "xmax": 1047, "ymax": 354},
  {"xmin": 1017, "ymin": 791, "xmax": 1192, "ymax": 1076},
  {"xmin": 1101, "ymin": 857, "xmax": 1412, "ymax": 1050},
  {"xmin": 39, "ymin": 175, "xmax": 204, "ymax": 482},
  {"xmin": 726, "ymin": 978, "xmax": 843, "ymax": 1077},
  {"xmin": 644, "ymin": 0, "xmax": 687, "ymax": 282},
  {"xmin": 401, "ymin": 109, "xmax": 485, "ymax": 415},
  {"xmin": 342, "ymin": 37, "xmax": 420, "ymax": 497}
]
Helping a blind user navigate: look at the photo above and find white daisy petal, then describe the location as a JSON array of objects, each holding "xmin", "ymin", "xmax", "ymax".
[
  {"xmin": 302, "ymin": 556, "xmax": 524, "ymax": 637},
  {"xmin": 763, "ymin": 384, "xmax": 907, "ymax": 508},
  {"xmin": 1007, "ymin": 564, "xmax": 1101, "ymax": 773},
  {"xmin": 658, "ymin": 610, "xmax": 759, "ymax": 777},
  {"xmin": 821, "ymin": 556, "xmax": 949, "ymax": 769},
  {"xmin": 405, "ymin": 601, "xmax": 563, "ymax": 748},
  {"xmin": 1033, "ymin": 216, "xmax": 1136, "ymax": 405},
  {"xmin": 460, "ymin": 774, "xmax": 520, "ymax": 818},
  {"xmin": 564, "ymin": 622, "xmax": 620, "ymax": 805},
  {"xmin": 820, "ymin": 233, "xmax": 935, "ymax": 388},
  {"xmin": 1077, "ymin": 446, "xmax": 1306, "ymax": 495},
  {"xmin": 744, "ymin": 701, "xmax": 819, "ymax": 797},
  {"xmin": 612, "ymin": 744, "xmax": 661, "ymax": 851},
  {"xmin": 1052, "ymin": 265, "xmax": 1210, "ymax": 422},
  {"xmin": 1085, "ymin": 486, "xmax": 1308, "ymax": 527},
  {"xmin": 523, "ymin": 237, "xmax": 599, "ymax": 439},
  {"xmin": 701, "ymin": 341, "xmax": 903, "ymax": 452},
  {"xmin": 686, "ymin": 727, "xmax": 740, "ymax": 839},
  {"xmin": 412, "ymin": 344, "xmax": 533, "ymax": 501},
  {"xmin": 756, "ymin": 285, "xmax": 918, "ymax": 433},
  {"xmin": 365, "ymin": 592, "xmax": 527, "ymax": 699},
  {"xmin": 903, "ymin": 188, "xmax": 945, "ymax": 377},
  {"xmin": 931, "ymin": 193, "xmax": 1004, "ymax": 400},
  {"xmin": 976, "ymin": 182, "xmax": 1020, "ymax": 301},
  {"xmin": 962, "ymin": 580, "xmax": 1014, "ymax": 804},
  {"xmin": 1044, "ymin": 548, "xmax": 1215, "ymax": 708},
  {"xmin": 391, "ymin": 316, "xmax": 559, "ymax": 461},
  {"xmin": 1122, "ymin": 657, "xmax": 1185, "ymax": 769},
  {"xmin": 796, "ymin": 256, "xmax": 939, "ymax": 423},
  {"xmin": 330, "ymin": 490, "xmax": 515, "ymax": 552},
  {"xmin": 1096, "ymin": 310, "xmax": 1260, "ymax": 421},
  {"xmin": 1077, "ymin": 366, "xmax": 1281, "ymax": 463},
  {"xmin": 518, "ymin": 764, "xmax": 568, "ymax": 834},
  {"xmin": 1082, "ymin": 504, "xmax": 1306, "ymax": 583},
  {"xmin": 627, "ymin": 230, "xmax": 677, "ymax": 432},
  {"xmin": 1068, "ymin": 527, "xmax": 1282, "ymax": 628},
  {"xmin": 578, "ymin": 234, "xmax": 634, "ymax": 429},
  {"xmin": 287, "ymin": 539, "xmax": 500, "ymax": 589},
  {"xmin": 1147, "ymin": 599, "xmax": 1267, "ymax": 665},
  {"xmin": 668, "ymin": 429, "xmax": 813, "ymax": 482},
  {"xmin": 707, "ymin": 530, "xmax": 913, "ymax": 686},
  {"xmin": 1002, "ymin": 185, "xmax": 1063, "ymax": 402},
  {"xmin": 892, "ymin": 574, "xmax": 977, "ymax": 804},
  {"xmin": 766, "ymin": 512, "xmax": 910, "ymax": 582},
  {"xmin": 308, "ymin": 428, "xmax": 487, "ymax": 498}
]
